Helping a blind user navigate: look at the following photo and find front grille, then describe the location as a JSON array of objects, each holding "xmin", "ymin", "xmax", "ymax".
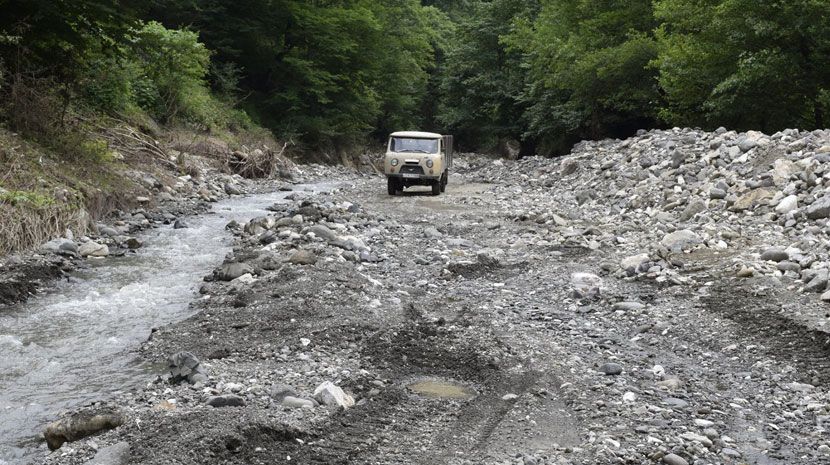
[{"xmin": 399, "ymin": 165, "xmax": 424, "ymax": 175}]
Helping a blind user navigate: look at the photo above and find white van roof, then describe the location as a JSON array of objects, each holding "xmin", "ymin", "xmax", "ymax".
[{"xmin": 390, "ymin": 131, "xmax": 442, "ymax": 139}]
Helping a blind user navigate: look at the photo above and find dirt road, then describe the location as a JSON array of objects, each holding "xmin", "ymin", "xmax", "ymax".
[{"xmin": 40, "ymin": 163, "xmax": 830, "ymax": 465}]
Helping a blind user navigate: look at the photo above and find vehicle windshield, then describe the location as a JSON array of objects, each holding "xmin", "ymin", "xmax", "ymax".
[{"xmin": 389, "ymin": 137, "xmax": 439, "ymax": 154}]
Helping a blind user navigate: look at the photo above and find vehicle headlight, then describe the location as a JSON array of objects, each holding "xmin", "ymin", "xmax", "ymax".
[
  {"xmin": 391, "ymin": 158, "xmax": 399, "ymax": 166},
  {"xmin": 426, "ymin": 159, "xmax": 434, "ymax": 168}
]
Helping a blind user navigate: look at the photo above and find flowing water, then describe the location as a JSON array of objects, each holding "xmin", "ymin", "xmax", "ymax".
[{"xmin": 0, "ymin": 186, "xmax": 325, "ymax": 464}]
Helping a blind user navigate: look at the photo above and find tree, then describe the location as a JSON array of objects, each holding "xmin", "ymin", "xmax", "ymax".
[
  {"xmin": 654, "ymin": 0, "xmax": 830, "ymax": 131},
  {"xmin": 510, "ymin": 0, "xmax": 660, "ymax": 154},
  {"xmin": 437, "ymin": 0, "xmax": 538, "ymax": 152}
]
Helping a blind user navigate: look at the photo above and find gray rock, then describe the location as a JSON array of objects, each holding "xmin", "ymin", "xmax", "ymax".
[
  {"xmin": 207, "ymin": 395, "xmax": 246, "ymax": 408},
  {"xmin": 738, "ymin": 138, "xmax": 759, "ymax": 152},
  {"xmin": 216, "ymin": 262, "xmax": 254, "ymax": 281},
  {"xmin": 620, "ymin": 253, "xmax": 650, "ymax": 276},
  {"xmin": 42, "ymin": 238, "xmax": 78, "ymax": 255},
  {"xmin": 98, "ymin": 226, "xmax": 120, "ymax": 237},
  {"xmin": 709, "ymin": 188, "xmax": 727, "ymax": 200},
  {"xmin": 760, "ymin": 247, "xmax": 789, "ymax": 262},
  {"xmin": 124, "ymin": 238, "xmax": 142, "ymax": 249},
  {"xmin": 804, "ymin": 270, "xmax": 829, "ymax": 293},
  {"xmin": 807, "ymin": 196, "xmax": 830, "ymax": 220},
  {"xmin": 168, "ymin": 351, "xmax": 207, "ymax": 384},
  {"xmin": 561, "ymin": 159, "xmax": 579, "ymax": 175},
  {"xmin": 599, "ymin": 363, "xmax": 623, "ymax": 376},
  {"xmin": 308, "ymin": 224, "xmax": 338, "ymax": 242},
  {"xmin": 288, "ymin": 249, "xmax": 317, "ymax": 265},
  {"xmin": 613, "ymin": 301, "xmax": 645, "ymax": 311},
  {"xmin": 224, "ymin": 183, "xmax": 243, "ymax": 195},
  {"xmin": 662, "ymin": 453, "xmax": 689, "ymax": 465},
  {"xmin": 173, "ymin": 219, "xmax": 189, "ymax": 229},
  {"xmin": 269, "ymin": 383, "xmax": 298, "ymax": 402},
  {"xmin": 281, "ymin": 396, "xmax": 315, "ymax": 409},
  {"xmin": 660, "ymin": 229, "xmax": 702, "ymax": 252},
  {"xmin": 680, "ymin": 199, "xmax": 706, "ymax": 221},
  {"xmin": 86, "ymin": 441, "xmax": 130, "ymax": 465},
  {"xmin": 777, "ymin": 261, "xmax": 801, "ymax": 273}
]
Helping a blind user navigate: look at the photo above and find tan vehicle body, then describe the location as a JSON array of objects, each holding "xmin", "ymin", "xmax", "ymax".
[{"xmin": 384, "ymin": 131, "xmax": 453, "ymax": 196}]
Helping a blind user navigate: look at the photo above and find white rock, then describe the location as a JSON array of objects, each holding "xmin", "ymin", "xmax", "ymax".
[
  {"xmin": 313, "ymin": 381, "xmax": 355, "ymax": 409},
  {"xmin": 79, "ymin": 241, "xmax": 109, "ymax": 257},
  {"xmin": 775, "ymin": 195, "xmax": 798, "ymax": 215}
]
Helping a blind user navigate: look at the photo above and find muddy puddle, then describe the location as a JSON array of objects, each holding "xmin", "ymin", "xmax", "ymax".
[{"xmin": 407, "ymin": 379, "xmax": 477, "ymax": 400}]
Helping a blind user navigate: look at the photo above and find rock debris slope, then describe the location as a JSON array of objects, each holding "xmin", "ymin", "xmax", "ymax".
[{"xmin": 41, "ymin": 128, "xmax": 830, "ymax": 465}]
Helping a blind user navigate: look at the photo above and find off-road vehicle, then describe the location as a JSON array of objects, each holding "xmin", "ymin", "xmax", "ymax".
[{"xmin": 384, "ymin": 131, "xmax": 453, "ymax": 196}]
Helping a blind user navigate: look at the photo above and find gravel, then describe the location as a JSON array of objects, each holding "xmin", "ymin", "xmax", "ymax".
[{"xmin": 35, "ymin": 127, "xmax": 830, "ymax": 465}]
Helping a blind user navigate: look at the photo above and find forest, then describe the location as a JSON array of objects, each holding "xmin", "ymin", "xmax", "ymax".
[{"xmin": 1, "ymin": 0, "xmax": 829, "ymax": 156}]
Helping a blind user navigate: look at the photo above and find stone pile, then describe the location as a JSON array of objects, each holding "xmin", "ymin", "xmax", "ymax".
[{"xmin": 457, "ymin": 127, "xmax": 830, "ymax": 299}]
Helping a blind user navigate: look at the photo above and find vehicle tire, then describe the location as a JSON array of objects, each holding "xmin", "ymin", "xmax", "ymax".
[
  {"xmin": 431, "ymin": 180, "xmax": 441, "ymax": 196},
  {"xmin": 387, "ymin": 178, "xmax": 397, "ymax": 196},
  {"xmin": 440, "ymin": 172, "xmax": 448, "ymax": 193}
]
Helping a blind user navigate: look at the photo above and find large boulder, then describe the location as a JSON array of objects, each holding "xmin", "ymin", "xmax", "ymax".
[
  {"xmin": 43, "ymin": 408, "xmax": 124, "ymax": 450},
  {"xmin": 313, "ymin": 381, "xmax": 355, "ymax": 409},
  {"xmin": 775, "ymin": 195, "xmax": 798, "ymax": 215},
  {"xmin": 86, "ymin": 441, "xmax": 130, "ymax": 465},
  {"xmin": 168, "ymin": 351, "xmax": 207, "ymax": 384},
  {"xmin": 216, "ymin": 262, "xmax": 254, "ymax": 281},
  {"xmin": 660, "ymin": 229, "xmax": 702, "ymax": 252},
  {"xmin": 79, "ymin": 241, "xmax": 109, "ymax": 258},
  {"xmin": 308, "ymin": 224, "xmax": 339, "ymax": 242},
  {"xmin": 806, "ymin": 196, "xmax": 830, "ymax": 220},
  {"xmin": 731, "ymin": 188, "xmax": 773, "ymax": 212}
]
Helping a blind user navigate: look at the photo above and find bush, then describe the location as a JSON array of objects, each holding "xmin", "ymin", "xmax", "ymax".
[{"xmin": 132, "ymin": 21, "xmax": 213, "ymax": 124}]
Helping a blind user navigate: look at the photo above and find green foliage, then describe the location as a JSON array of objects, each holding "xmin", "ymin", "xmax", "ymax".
[
  {"xmin": 3, "ymin": 0, "xmax": 830, "ymax": 157},
  {"xmin": 148, "ymin": 0, "xmax": 449, "ymax": 148},
  {"xmin": 437, "ymin": 0, "xmax": 538, "ymax": 151},
  {"xmin": 654, "ymin": 0, "xmax": 830, "ymax": 131},
  {"xmin": 508, "ymin": 0, "xmax": 659, "ymax": 153},
  {"xmin": 131, "ymin": 21, "xmax": 213, "ymax": 123},
  {"xmin": 0, "ymin": 189, "xmax": 55, "ymax": 208}
]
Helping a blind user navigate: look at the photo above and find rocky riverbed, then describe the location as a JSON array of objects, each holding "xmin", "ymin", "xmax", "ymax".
[{"xmin": 31, "ymin": 128, "xmax": 830, "ymax": 465}]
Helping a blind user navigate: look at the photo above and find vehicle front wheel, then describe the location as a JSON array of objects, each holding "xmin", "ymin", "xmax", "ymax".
[
  {"xmin": 387, "ymin": 178, "xmax": 398, "ymax": 196},
  {"xmin": 440, "ymin": 172, "xmax": 448, "ymax": 193},
  {"xmin": 431, "ymin": 180, "xmax": 441, "ymax": 196}
]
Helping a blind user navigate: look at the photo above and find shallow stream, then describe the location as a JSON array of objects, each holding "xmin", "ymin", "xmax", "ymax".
[{"xmin": 0, "ymin": 187, "xmax": 318, "ymax": 463}]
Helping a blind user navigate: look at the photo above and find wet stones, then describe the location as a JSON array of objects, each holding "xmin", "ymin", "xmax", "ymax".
[
  {"xmin": 43, "ymin": 407, "xmax": 124, "ymax": 450},
  {"xmin": 79, "ymin": 241, "xmax": 109, "ymax": 258},
  {"xmin": 168, "ymin": 351, "xmax": 208, "ymax": 384},
  {"xmin": 173, "ymin": 219, "xmax": 189, "ymax": 229}
]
